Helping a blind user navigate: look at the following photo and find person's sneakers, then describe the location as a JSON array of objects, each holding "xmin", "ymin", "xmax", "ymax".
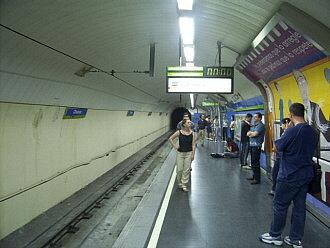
[
  {"xmin": 284, "ymin": 236, "xmax": 303, "ymax": 248},
  {"xmin": 246, "ymin": 177, "xmax": 255, "ymax": 180},
  {"xmin": 250, "ymin": 180, "xmax": 260, "ymax": 185},
  {"xmin": 259, "ymin": 233, "xmax": 283, "ymax": 246},
  {"xmin": 241, "ymin": 165, "xmax": 252, "ymax": 170},
  {"xmin": 182, "ymin": 186, "xmax": 189, "ymax": 192},
  {"xmin": 268, "ymin": 190, "xmax": 275, "ymax": 196},
  {"xmin": 178, "ymin": 183, "xmax": 183, "ymax": 189}
]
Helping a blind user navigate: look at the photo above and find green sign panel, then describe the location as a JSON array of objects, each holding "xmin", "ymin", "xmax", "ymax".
[
  {"xmin": 202, "ymin": 101, "xmax": 220, "ymax": 107},
  {"xmin": 167, "ymin": 66, "xmax": 233, "ymax": 78},
  {"xmin": 234, "ymin": 104, "xmax": 264, "ymax": 112}
]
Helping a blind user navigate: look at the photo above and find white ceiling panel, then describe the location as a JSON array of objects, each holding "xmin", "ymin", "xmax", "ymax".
[{"xmin": 0, "ymin": 0, "xmax": 329, "ymax": 111}]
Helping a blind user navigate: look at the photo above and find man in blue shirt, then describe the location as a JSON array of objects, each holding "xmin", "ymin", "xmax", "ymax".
[
  {"xmin": 259, "ymin": 103, "xmax": 318, "ymax": 248},
  {"xmin": 246, "ymin": 112, "xmax": 265, "ymax": 184}
]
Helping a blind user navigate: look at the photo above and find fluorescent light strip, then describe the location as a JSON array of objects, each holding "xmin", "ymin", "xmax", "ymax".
[
  {"xmin": 177, "ymin": 0, "xmax": 193, "ymax": 10},
  {"xmin": 183, "ymin": 46, "xmax": 194, "ymax": 61},
  {"xmin": 190, "ymin": 94, "xmax": 194, "ymax": 108},
  {"xmin": 179, "ymin": 17, "xmax": 194, "ymax": 45}
]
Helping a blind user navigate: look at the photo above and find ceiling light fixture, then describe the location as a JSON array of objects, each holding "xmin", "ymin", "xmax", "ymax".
[
  {"xmin": 179, "ymin": 17, "xmax": 194, "ymax": 45},
  {"xmin": 183, "ymin": 46, "xmax": 194, "ymax": 62},
  {"xmin": 177, "ymin": 0, "xmax": 193, "ymax": 10},
  {"xmin": 190, "ymin": 93, "xmax": 194, "ymax": 108}
]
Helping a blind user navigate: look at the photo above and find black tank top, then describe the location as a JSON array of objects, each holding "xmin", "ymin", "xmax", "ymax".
[{"xmin": 178, "ymin": 131, "xmax": 193, "ymax": 152}]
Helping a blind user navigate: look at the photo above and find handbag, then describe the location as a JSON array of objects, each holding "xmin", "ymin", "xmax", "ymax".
[{"xmin": 308, "ymin": 131, "xmax": 322, "ymax": 196}]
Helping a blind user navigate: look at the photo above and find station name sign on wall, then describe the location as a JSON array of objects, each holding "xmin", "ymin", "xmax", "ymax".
[
  {"xmin": 166, "ymin": 66, "xmax": 234, "ymax": 93},
  {"xmin": 63, "ymin": 107, "xmax": 88, "ymax": 119}
]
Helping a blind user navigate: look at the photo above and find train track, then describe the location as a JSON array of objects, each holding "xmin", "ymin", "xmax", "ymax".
[
  {"xmin": 0, "ymin": 133, "xmax": 172, "ymax": 248},
  {"xmin": 44, "ymin": 139, "xmax": 171, "ymax": 248}
]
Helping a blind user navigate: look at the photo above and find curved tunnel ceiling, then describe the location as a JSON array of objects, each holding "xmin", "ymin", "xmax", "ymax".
[{"xmin": 0, "ymin": 0, "xmax": 329, "ymax": 112}]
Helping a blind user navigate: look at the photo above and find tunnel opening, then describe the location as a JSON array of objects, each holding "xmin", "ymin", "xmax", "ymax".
[{"xmin": 170, "ymin": 107, "xmax": 190, "ymax": 130}]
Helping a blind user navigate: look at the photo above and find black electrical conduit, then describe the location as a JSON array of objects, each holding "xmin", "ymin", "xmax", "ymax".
[
  {"xmin": 0, "ymin": 24, "xmax": 158, "ymax": 100},
  {"xmin": 0, "ymin": 69, "xmax": 159, "ymax": 106},
  {"xmin": 0, "ymin": 126, "xmax": 168, "ymax": 203}
]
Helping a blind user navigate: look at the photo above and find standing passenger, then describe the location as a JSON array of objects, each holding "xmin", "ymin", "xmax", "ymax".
[
  {"xmin": 222, "ymin": 119, "xmax": 228, "ymax": 141},
  {"xmin": 259, "ymin": 103, "xmax": 318, "ymax": 248},
  {"xmin": 169, "ymin": 119, "xmax": 196, "ymax": 192},
  {"xmin": 268, "ymin": 118, "xmax": 291, "ymax": 196},
  {"xmin": 246, "ymin": 112, "xmax": 265, "ymax": 184},
  {"xmin": 206, "ymin": 116, "xmax": 213, "ymax": 140},
  {"xmin": 213, "ymin": 116, "xmax": 221, "ymax": 142},
  {"xmin": 198, "ymin": 114, "xmax": 207, "ymax": 147},
  {"xmin": 177, "ymin": 112, "xmax": 190, "ymax": 130},
  {"xmin": 229, "ymin": 115, "xmax": 236, "ymax": 139},
  {"xmin": 177, "ymin": 112, "xmax": 198, "ymax": 134},
  {"xmin": 240, "ymin": 113, "xmax": 252, "ymax": 168}
]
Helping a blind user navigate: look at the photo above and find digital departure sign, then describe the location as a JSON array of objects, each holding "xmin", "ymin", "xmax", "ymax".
[{"xmin": 166, "ymin": 66, "xmax": 234, "ymax": 93}]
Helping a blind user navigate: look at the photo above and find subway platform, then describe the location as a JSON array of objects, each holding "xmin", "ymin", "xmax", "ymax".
[
  {"xmin": 2, "ymin": 139, "xmax": 328, "ymax": 248},
  {"xmin": 116, "ymin": 140, "xmax": 330, "ymax": 248}
]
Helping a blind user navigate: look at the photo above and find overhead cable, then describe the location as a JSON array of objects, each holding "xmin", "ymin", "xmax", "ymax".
[{"xmin": 0, "ymin": 24, "xmax": 158, "ymax": 99}]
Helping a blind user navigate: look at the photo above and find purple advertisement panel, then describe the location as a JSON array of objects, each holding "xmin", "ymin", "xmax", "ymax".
[{"xmin": 237, "ymin": 21, "xmax": 326, "ymax": 82}]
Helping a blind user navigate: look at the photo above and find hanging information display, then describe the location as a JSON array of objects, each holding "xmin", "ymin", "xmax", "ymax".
[{"xmin": 166, "ymin": 66, "xmax": 234, "ymax": 93}]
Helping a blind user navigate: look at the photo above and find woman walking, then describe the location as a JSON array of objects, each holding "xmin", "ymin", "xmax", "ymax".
[{"xmin": 169, "ymin": 119, "xmax": 196, "ymax": 192}]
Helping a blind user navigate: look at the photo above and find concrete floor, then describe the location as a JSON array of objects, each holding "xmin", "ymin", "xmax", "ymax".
[{"xmin": 156, "ymin": 140, "xmax": 330, "ymax": 248}]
